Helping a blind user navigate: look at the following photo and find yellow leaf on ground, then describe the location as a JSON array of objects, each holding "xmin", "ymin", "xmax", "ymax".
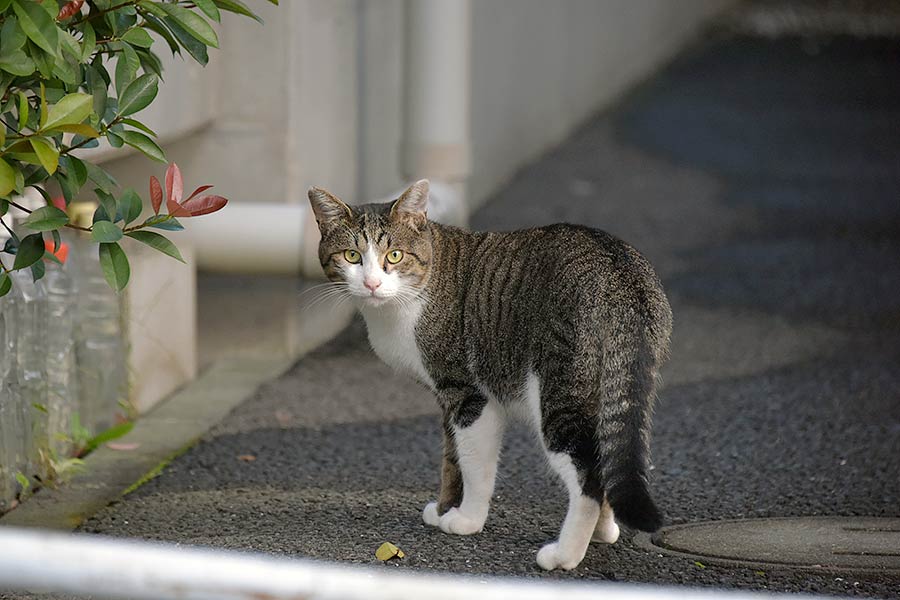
[{"xmin": 375, "ymin": 542, "xmax": 405, "ymax": 562}]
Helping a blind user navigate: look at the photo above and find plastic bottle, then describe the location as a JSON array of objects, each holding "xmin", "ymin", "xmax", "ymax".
[
  {"xmin": 0, "ymin": 216, "xmax": 21, "ymax": 509},
  {"xmin": 44, "ymin": 237, "xmax": 78, "ymax": 459},
  {"xmin": 9, "ymin": 206, "xmax": 49, "ymax": 484},
  {"xmin": 68, "ymin": 202, "xmax": 128, "ymax": 435}
]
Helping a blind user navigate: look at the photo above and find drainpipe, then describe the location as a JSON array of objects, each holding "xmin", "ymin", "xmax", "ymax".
[{"xmin": 402, "ymin": 0, "xmax": 472, "ymax": 212}]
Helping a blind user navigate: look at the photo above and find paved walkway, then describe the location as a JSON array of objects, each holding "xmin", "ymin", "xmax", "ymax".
[{"xmin": 76, "ymin": 33, "xmax": 900, "ymax": 598}]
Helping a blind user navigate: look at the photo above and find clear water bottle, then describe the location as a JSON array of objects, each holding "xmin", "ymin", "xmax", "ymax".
[
  {"xmin": 9, "ymin": 213, "xmax": 49, "ymax": 485},
  {"xmin": 69, "ymin": 202, "xmax": 128, "ymax": 436},
  {"xmin": 0, "ymin": 217, "xmax": 22, "ymax": 509},
  {"xmin": 44, "ymin": 239, "xmax": 78, "ymax": 459}
]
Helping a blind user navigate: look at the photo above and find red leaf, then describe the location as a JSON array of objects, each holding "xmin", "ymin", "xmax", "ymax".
[
  {"xmin": 182, "ymin": 195, "xmax": 228, "ymax": 217},
  {"xmin": 186, "ymin": 185, "xmax": 214, "ymax": 202},
  {"xmin": 165, "ymin": 163, "xmax": 183, "ymax": 213},
  {"xmin": 51, "ymin": 196, "xmax": 66, "ymax": 210},
  {"xmin": 149, "ymin": 176, "xmax": 163, "ymax": 214},
  {"xmin": 57, "ymin": 0, "xmax": 84, "ymax": 21}
]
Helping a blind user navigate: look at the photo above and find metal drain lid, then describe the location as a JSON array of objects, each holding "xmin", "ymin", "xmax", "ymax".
[{"xmin": 635, "ymin": 517, "xmax": 900, "ymax": 573}]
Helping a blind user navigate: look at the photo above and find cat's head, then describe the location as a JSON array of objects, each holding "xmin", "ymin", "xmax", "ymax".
[{"xmin": 307, "ymin": 180, "xmax": 433, "ymax": 307}]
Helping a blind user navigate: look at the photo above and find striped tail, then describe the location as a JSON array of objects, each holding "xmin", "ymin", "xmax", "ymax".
[{"xmin": 597, "ymin": 325, "xmax": 664, "ymax": 532}]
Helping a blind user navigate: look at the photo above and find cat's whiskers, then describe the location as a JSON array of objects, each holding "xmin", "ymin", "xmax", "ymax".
[{"xmin": 301, "ymin": 282, "xmax": 352, "ymax": 313}]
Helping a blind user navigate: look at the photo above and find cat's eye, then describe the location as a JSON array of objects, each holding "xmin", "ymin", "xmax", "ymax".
[
  {"xmin": 344, "ymin": 249, "xmax": 361, "ymax": 264},
  {"xmin": 386, "ymin": 249, "xmax": 404, "ymax": 264}
]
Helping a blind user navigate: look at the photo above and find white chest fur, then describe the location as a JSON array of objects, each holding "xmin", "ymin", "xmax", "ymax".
[{"xmin": 360, "ymin": 300, "xmax": 435, "ymax": 389}]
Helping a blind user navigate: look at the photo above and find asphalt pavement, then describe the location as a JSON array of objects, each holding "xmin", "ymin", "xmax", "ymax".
[{"xmin": 74, "ymin": 32, "xmax": 900, "ymax": 598}]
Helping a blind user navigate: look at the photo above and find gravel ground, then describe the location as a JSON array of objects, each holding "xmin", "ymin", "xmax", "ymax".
[{"xmin": 16, "ymin": 31, "xmax": 900, "ymax": 600}]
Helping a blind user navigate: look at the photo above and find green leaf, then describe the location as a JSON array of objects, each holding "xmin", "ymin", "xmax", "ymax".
[
  {"xmin": 12, "ymin": 233, "xmax": 44, "ymax": 270},
  {"xmin": 0, "ymin": 273, "xmax": 11, "ymax": 298},
  {"xmin": 84, "ymin": 421, "xmax": 134, "ymax": 454},
  {"xmin": 194, "ymin": 0, "xmax": 221, "ymax": 22},
  {"xmin": 162, "ymin": 16, "xmax": 208, "ymax": 65},
  {"xmin": 23, "ymin": 206, "xmax": 68, "ymax": 231},
  {"xmin": 39, "ymin": 82, "xmax": 47, "ymax": 128},
  {"xmin": 15, "ymin": 471, "xmax": 30, "ymax": 492},
  {"xmin": 142, "ymin": 214, "xmax": 183, "ymax": 231},
  {"xmin": 0, "ymin": 158, "xmax": 15, "ymax": 197},
  {"xmin": 117, "ymin": 73, "xmax": 158, "ymax": 117},
  {"xmin": 120, "ymin": 130, "xmax": 166, "ymax": 163},
  {"xmin": 0, "ymin": 50, "xmax": 35, "ymax": 76},
  {"xmin": 0, "ymin": 16, "xmax": 27, "ymax": 54},
  {"xmin": 51, "ymin": 229, "xmax": 61, "ymax": 253},
  {"xmin": 31, "ymin": 260, "xmax": 45, "ymax": 282},
  {"xmin": 94, "ymin": 188, "xmax": 118, "ymax": 224},
  {"xmin": 64, "ymin": 156, "xmax": 88, "ymax": 189},
  {"xmin": 81, "ymin": 23, "xmax": 96, "ymax": 61},
  {"xmin": 118, "ymin": 189, "xmax": 143, "ymax": 225},
  {"xmin": 47, "ymin": 123, "xmax": 100, "ymax": 138},
  {"xmin": 59, "ymin": 30, "xmax": 82, "ymax": 60},
  {"xmin": 213, "ymin": 0, "xmax": 263, "ymax": 24},
  {"xmin": 141, "ymin": 13, "xmax": 179, "ymax": 55},
  {"xmin": 43, "ymin": 93, "xmax": 93, "ymax": 131},
  {"xmin": 126, "ymin": 230, "xmax": 184, "ymax": 263},
  {"xmin": 29, "ymin": 137, "xmax": 59, "ymax": 175},
  {"xmin": 121, "ymin": 27, "xmax": 154, "ymax": 48},
  {"xmin": 115, "ymin": 43, "xmax": 140, "ymax": 95},
  {"xmin": 98, "ymin": 242, "xmax": 130, "ymax": 291},
  {"xmin": 120, "ymin": 117, "xmax": 157, "ymax": 137},
  {"xmin": 151, "ymin": 2, "xmax": 219, "ymax": 47},
  {"xmin": 16, "ymin": 91, "xmax": 29, "ymax": 129},
  {"xmin": 86, "ymin": 163, "xmax": 118, "ymax": 193},
  {"xmin": 87, "ymin": 65, "xmax": 108, "ymax": 118},
  {"xmin": 11, "ymin": 0, "xmax": 59, "ymax": 57},
  {"xmin": 92, "ymin": 220, "xmax": 124, "ymax": 243}
]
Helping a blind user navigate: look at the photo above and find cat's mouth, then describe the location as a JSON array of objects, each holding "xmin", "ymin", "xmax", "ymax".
[{"xmin": 357, "ymin": 292, "xmax": 392, "ymax": 306}]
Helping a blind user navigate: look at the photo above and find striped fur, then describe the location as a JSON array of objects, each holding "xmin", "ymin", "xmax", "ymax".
[{"xmin": 309, "ymin": 181, "xmax": 672, "ymax": 570}]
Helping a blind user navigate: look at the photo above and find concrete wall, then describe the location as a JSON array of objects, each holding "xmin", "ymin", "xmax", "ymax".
[{"xmin": 467, "ymin": 0, "xmax": 731, "ymax": 205}]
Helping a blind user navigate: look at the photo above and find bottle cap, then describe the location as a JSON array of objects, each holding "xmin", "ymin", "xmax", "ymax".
[
  {"xmin": 44, "ymin": 240, "xmax": 70, "ymax": 264},
  {"xmin": 68, "ymin": 201, "xmax": 98, "ymax": 229}
]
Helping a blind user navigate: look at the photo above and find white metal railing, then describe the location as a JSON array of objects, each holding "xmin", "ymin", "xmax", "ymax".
[{"xmin": 0, "ymin": 527, "xmax": 830, "ymax": 600}]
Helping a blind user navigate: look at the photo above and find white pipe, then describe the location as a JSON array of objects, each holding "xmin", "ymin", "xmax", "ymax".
[
  {"xmin": 403, "ymin": 0, "xmax": 472, "ymax": 182},
  {"xmin": 179, "ymin": 202, "xmax": 321, "ymax": 277},
  {"xmin": 0, "ymin": 527, "xmax": 806, "ymax": 600}
]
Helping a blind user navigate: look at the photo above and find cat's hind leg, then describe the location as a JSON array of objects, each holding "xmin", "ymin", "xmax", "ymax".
[
  {"xmin": 425, "ymin": 389, "xmax": 504, "ymax": 535},
  {"xmin": 529, "ymin": 373, "xmax": 604, "ymax": 570}
]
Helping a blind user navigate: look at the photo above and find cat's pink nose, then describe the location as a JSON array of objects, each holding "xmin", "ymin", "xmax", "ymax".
[{"xmin": 364, "ymin": 277, "xmax": 382, "ymax": 292}]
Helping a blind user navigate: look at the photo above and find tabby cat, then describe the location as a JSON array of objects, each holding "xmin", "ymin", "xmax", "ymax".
[{"xmin": 307, "ymin": 180, "xmax": 672, "ymax": 571}]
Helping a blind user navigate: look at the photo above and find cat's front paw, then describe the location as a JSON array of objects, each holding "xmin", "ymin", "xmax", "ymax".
[
  {"xmin": 438, "ymin": 508, "xmax": 483, "ymax": 535},
  {"xmin": 422, "ymin": 502, "xmax": 441, "ymax": 527},
  {"xmin": 536, "ymin": 542, "xmax": 583, "ymax": 571}
]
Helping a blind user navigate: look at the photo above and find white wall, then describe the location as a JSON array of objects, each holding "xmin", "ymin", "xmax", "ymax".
[{"xmin": 467, "ymin": 0, "xmax": 731, "ymax": 206}]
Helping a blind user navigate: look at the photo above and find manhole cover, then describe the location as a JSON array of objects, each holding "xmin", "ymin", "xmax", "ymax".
[{"xmin": 635, "ymin": 517, "xmax": 900, "ymax": 573}]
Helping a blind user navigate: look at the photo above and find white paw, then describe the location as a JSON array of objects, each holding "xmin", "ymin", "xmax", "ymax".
[
  {"xmin": 592, "ymin": 519, "xmax": 620, "ymax": 544},
  {"xmin": 422, "ymin": 502, "xmax": 441, "ymax": 527},
  {"xmin": 536, "ymin": 542, "xmax": 582, "ymax": 571},
  {"xmin": 438, "ymin": 507, "xmax": 483, "ymax": 535}
]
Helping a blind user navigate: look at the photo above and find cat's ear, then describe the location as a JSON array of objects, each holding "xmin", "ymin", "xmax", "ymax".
[
  {"xmin": 308, "ymin": 186, "xmax": 353, "ymax": 229},
  {"xmin": 390, "ymin": 179, "xmax": 429, "ymax": 229}
]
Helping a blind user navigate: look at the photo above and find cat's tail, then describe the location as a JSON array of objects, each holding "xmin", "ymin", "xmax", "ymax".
[{"xmin": 596, "ymin": 321, "xmax": 666, "ymax": 533}]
